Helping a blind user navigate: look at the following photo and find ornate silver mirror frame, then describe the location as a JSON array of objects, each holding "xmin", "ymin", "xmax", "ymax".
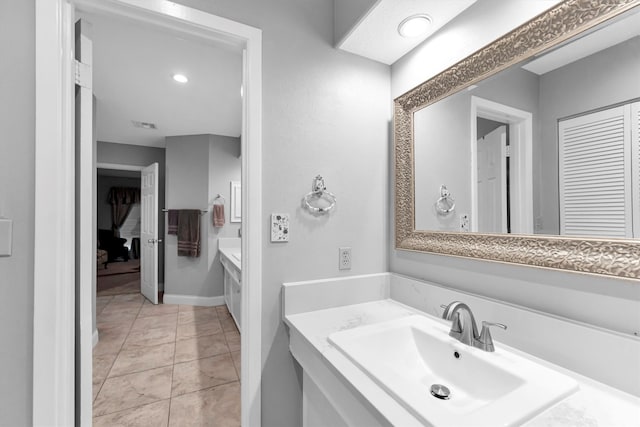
[{"xmin": 394, "ymin": 0, "xmax": 640, "ymax": 280}]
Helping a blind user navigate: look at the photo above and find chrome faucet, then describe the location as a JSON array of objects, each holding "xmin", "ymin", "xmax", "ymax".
[{"xmin": 441, "ymin": 301, "xmax": 507, "ymax": 352}]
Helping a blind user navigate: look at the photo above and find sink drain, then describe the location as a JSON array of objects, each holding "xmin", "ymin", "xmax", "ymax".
[{"xmin": 430, "ymin": 384, "xmax": 451, "ymax": 400}]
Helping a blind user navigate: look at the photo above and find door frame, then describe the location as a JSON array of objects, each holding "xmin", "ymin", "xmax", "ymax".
[
  {"xmin": 96, "ymin": 163, "xmax": 146, "ymax": 304},
  {"xmin": 97, "ymin": 162, "xmax": 145, "ymax": 172},
  {"xmin": 470, "ymin": 96, "xmax": 533, "ymax": 234},
  {"xmin": 34, "ymin": 1, "xmax": 263, "ymax": 425}
]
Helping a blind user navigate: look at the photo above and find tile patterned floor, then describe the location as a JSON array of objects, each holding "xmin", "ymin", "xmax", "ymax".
[{"xmin": 94, "ymin": 294, "xmax": 241, "ymax": 426}]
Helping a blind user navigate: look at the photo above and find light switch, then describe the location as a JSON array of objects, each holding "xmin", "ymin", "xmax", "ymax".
[
  {"xmin": 271, "ymin": 213, "xmax": 289, "ymax": 242},
  {"xmin": 0, "ymin": 218, "xmax": 12, "ymax": 256}
]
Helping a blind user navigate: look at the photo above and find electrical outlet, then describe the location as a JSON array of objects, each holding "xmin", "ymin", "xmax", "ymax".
[
  {"xmin": 339, "ymin": 247, "xmax": 351, "ymax": 270},
  {"xmin": 459, "ymin": 214, "xmax": 470, "ymax": 232}
]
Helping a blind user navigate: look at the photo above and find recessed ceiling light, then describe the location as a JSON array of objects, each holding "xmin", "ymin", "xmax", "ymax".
[
  {"xmin": 172, "ymin": 73, "xmax": 188, "ymax": 83},
  {"xmin": 398, "ymin": 14, "xmax": 432, "ymax": 38}
]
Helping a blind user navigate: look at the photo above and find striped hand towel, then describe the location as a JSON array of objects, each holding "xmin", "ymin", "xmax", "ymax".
[{"xmin": 177, "ymin": 210, "xmax": 201, "ymax": 257}]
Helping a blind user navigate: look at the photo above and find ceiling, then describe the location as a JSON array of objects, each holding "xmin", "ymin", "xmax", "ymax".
[
  {"xmin": 79, "ymin": 11, "xmax": 243, "ymax": 148},
  {"xmin": 338, "ymin": 0, "xmax": 563, "ymax": 66},
  {"xmin": 337, "ymin": 0, "xmax": 477, "ymax": 65}
]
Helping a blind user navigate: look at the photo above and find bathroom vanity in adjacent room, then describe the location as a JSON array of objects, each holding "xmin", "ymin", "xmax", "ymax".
[{"xmin": 219, "ymin": 237, "xmax": 241, "ymax": 332}]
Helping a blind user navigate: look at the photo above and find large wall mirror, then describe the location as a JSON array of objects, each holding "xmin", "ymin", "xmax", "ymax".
[{"xmin": 395, "ymin": 0, "xmax": 640, "ymax": 280}]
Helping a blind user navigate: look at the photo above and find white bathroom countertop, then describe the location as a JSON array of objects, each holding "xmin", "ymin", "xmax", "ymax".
[
  {"xmin": 218, "ymin": 237, "xmax": 241, "ymax": 270},
  {"xmin": 219, "ymin": 247, "xmax": 241, "ymax": 271},
  {"xmin": 284, "ymin": 299, "xmax": 640, "ymax": 426}
]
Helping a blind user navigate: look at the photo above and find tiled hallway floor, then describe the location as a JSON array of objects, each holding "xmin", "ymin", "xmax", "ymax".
[{"xmin": 93, "ymin": 294, "xmax": 241, "ymax": 426}]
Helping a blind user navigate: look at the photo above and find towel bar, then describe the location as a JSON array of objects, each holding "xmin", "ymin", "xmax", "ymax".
[
  {"xmin": 162, "ymin": 209, "xmax": 208, "ymax": 215},
  {"xmin": 303, "ymin": 175, "xmax": 336, "ymax": 214}
]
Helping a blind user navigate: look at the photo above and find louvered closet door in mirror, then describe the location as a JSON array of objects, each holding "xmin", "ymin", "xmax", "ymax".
[
  {"xmin": 632, "ymin": 102, "xmax": 640, "ymax": 238},
  {"xmin": 558, "ymin": 103, "xmax": 638, "ymax": 238}
]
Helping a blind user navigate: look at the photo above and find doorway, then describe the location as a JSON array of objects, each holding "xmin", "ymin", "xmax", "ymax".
[
  {"xmin": 87, "ymin": 9, "xmax": 242, "ymax": 423},
  {"xmin": 33, "ymin": 2, "xmax": 262, "ymax": 426},
  {"xmin": 471, "ymin": 96, "xmax": 534, "ymax": 234},
  {"xmin": 476, "ymin": 121, "xmax": 509, "ymax": 233},
  {"xmin": 96, "ymin": 167, "xmax": 142, "ymax": 297}
]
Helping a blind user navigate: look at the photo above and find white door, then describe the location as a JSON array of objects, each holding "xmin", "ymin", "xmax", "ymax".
[
  {"xmin": 141, "ymin": 163, "xmax": 160, "ymax": 304},
  {"xmin": 75, "ymin": 18, "xmax": 94, "ymax": 425},
  {"xmin": 632, "ymin": 102, "xmax": 640, "ymax": 238},
  {"xmin": 559, "ymin": 105, "xmax": 632, "ymax": 237},
  {"xmin": 477, "ymin": 126, "xmax": 507, "ymax": 233}
]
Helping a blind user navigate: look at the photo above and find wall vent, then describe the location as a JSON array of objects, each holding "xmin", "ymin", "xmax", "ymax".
[{"xmin": 132, "ymin": 120, "xmax": 157, "ymax": 130}]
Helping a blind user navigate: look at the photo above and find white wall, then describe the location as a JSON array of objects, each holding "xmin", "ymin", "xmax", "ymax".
[
  {"xmin": 0, "ymin": 1, "xmax": 34, "ymax": 424},
  {"xmin": 391, "ymin": 2, "xmax": 640, "ymax": 339},
  {"xmin": 165, "ymin": 134, "xmax": 241, "ymax": 299}
]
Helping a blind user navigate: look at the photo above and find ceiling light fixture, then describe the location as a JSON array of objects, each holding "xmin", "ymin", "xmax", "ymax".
[
  {"xmin": 132, "ymin": 120, "xmax": 157, "ymax": 130},
  {"xmin": 172, "ymin": 73, "xmax": 188, "ymax": 83},
  {"xmin": 398, "ymin": 14, "xmax": 432, "ymax": 38}
]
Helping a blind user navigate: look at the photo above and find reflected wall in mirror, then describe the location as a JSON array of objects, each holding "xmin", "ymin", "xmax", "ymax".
[
  {"xmin": 413, "ymin": 11, "xmax": 640, "ymax": 238},
  {"xmin": 395, "ymin": 0, "xmax": 640, "ymax": 279}
]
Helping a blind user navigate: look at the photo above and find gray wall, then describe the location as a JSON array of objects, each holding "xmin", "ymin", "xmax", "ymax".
[
  {"xmin": 173, "ymin": 2, "xmax": 390, "ymax": 426},
  {"xmin": 477, "ymin": 118, "xmax": 505, "ymax": 140},
  {"xmin": 97, "ymin": 141, "xmax": 166, "ymax": 284},
  {"xmin": 164, "ymin": 134, "xmax": 241, "ymax": 299},
  {"xmin": 207, "ymin": 135, "xmax": 242, "ymax": 294},
  {"xmin": 96, "ymin": 175, "xmax": 140, "ymax": 231},
  {"xmin": 0, "ymin": 1, "xmax": 34, "ymax": 425},
  {"xmin": 9, "ymin": 1, "xmax": 389, "ymax": 425},
  {"xmin": 413, "ymin": 66, "xmax": 540, "ymax": 231},
  {"xmin": 414, "ymin": 92, "xmax": 471, "ymax": 231},
  {"xmin": 412, "ymin": 37, "xmax": 640, "ymax": 236},
  {"xmin": 537, "ymin": 36, "xmax": 640, "ymax": 234}
]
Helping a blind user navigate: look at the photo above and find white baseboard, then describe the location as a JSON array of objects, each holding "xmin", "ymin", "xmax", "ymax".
[
  {"xmin": 163, "ymin": 294, "xmax": 225, "ymax": 307},
  {"xmin": 92, "ymin": 329, "xmax": 99, "ymax": 348}
]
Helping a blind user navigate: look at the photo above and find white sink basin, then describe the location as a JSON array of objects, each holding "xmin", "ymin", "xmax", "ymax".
[{"xmin": 328, "ymin": 315, "xmax": 578, "ymax": 426}]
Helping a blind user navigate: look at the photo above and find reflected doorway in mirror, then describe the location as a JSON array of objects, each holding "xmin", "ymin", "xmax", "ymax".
[
  {"xmin": 471, "ymin": 97, "xmax": 533, "ymax": 234},
  {"xmin": 477, "ymin": 124, "xmax": 508, "ymax": 233}
]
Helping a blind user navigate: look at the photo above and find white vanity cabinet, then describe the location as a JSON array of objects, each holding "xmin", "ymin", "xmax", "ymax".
[
  {"xmin": 221, "ymin": 254, "xmax": 241, "ymax": 331},
  {"xmin": 219, "ymin": 238, "xmax": 241, "ymax": 332}
]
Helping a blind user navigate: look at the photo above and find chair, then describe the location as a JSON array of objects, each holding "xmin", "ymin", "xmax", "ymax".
[
  {"xmin": 97, "ymin": 249, "xmax": 108, "ymax": 269},
  {"xmin": 98, "ymin": 229, "xmax": 129, "ymax": 262}
]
